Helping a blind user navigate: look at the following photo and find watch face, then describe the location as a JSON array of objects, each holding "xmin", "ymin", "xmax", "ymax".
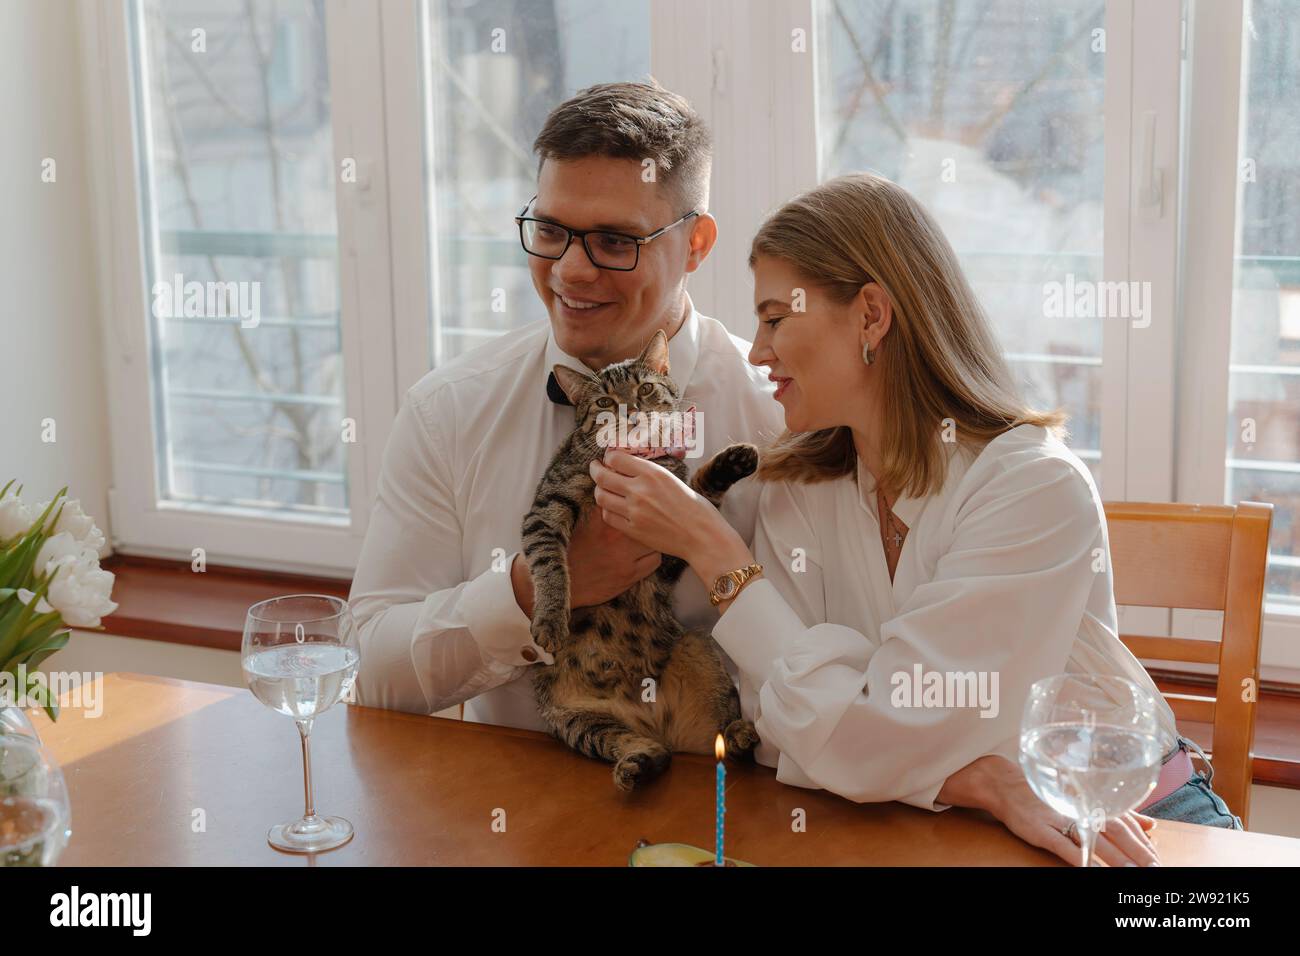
[{"xmin": 717, "ymin": 576, "xmax": 738, "ymax": 598}]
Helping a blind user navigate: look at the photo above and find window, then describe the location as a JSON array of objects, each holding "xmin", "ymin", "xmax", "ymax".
[
  {"xmin": 130, "ymin": 0, "xmax": 349, "ymax": 520},
  {"xmin": 421, "ymin": 0, "xmax": 651, "ymax": 369},
  {"xmin": 1227, "ymin": 0, "xmax": 1300, "ymax": 608},
  {"xmin": 85, "ymin": 0, "xmax": 1300, "ymax": 644},
  {"xmin": 815, "ymin": 0, "xmax": 1107, "ymax": 485}
]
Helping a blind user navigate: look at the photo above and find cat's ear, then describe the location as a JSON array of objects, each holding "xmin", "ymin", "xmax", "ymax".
[
  {"xmin": 638, "ymin": 329, "xmax": 670, "ymax": 375},
  {"xmin": 552, "ymin": 364, "xmax": 597, "ymax": 405}
]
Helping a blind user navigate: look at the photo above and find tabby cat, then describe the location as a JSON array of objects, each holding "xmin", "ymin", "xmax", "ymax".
[{"xmin": 522, "ymin": 329, "xmax": 761, "ymax": 791}]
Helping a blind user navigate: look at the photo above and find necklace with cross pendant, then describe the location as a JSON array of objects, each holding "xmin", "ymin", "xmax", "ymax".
[{"xmin": 878, "ymin": 488, "xmax": 905, "ymax": 549}]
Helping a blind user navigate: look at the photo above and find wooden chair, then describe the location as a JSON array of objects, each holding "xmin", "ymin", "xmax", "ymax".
[{"xmin": 1103, "ymin": 501, "xmax": 1273, "ymax": 828}]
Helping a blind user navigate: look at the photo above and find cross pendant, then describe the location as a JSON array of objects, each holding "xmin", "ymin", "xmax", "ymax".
[{"xmin": 891, "ymin": 531, "xmax": 903, "ymax": 549}]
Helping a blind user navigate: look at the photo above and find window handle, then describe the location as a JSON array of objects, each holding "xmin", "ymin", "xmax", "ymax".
[{"xmin": 1139, "ymin": 110, "xmax": 1165, "ymax": 217}]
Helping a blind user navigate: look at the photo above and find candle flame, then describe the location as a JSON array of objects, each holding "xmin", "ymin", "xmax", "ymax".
[{"xmin": 715, "ymin": 733, "xmax": 725, "ymax": 761}]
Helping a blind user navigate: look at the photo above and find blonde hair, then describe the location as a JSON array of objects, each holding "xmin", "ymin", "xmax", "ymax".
[{"xmin": 749, "ymin": 172, "xmax": 1067, "ymax": 497}]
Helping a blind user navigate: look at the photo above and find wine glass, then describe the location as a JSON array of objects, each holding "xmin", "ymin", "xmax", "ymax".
[
  {"xmin": 1019, "ymin": 674, "xmax": 1165, "ymax": 867},
  {"xmin": 0, "ymin": 735, "xmax": 71, "ymax": 866},
  {"xmin": 242, "ymin": 594, "xmax": 359, "ymax": 853}
]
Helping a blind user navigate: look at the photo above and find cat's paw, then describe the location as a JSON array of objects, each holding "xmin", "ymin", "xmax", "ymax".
[
  {"xmin": 714, "ymin": 443, "xmax": 759, "ymax": 482},
  {"xmin": 530, "ymin": 617, "xmax": 568, "ymax": 655},
  {"xmin": 613, "ymin": 746, "xmax": 670, "ymax": 792},
  {"xmin": 723, "ymin": 718, "xmax": 761, "ymax": 760}
]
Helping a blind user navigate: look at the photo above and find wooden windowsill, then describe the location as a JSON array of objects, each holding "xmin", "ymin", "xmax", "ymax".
[
  {"xmin": 98, "ymin": 554, "xmax": 351, "ymax": 653},
  {"xmin": 94, "ymin": 554, "xmax": 1300, "ymax": 788}
]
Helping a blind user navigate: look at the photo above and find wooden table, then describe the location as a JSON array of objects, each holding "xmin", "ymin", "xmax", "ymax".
[{"xmin": 29, "ymin": 673, "xmax": 1300, "ymax": 866}]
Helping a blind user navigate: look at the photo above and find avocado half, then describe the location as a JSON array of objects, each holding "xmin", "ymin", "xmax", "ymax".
[{"xmin": 628, "ymin": 842, "xmax": 755, "ymax": 867}]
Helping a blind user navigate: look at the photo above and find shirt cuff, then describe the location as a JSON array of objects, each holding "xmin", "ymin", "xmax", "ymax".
[
  {"xmin": 458, "ymin": 553, "xmax": 554, "ymax": 667},
  {"xmin": 901, "ymin": 777, "xmax": 952, "ymax": 813},
  {"xmin": 711, "ymin": 577, "xmax": 801, "ymax": 687}
]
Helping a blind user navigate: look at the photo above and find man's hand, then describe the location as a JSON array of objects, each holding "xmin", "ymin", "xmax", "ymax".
[{"xmin": 510, "ymin": 508, "xmax": 662, "ymax": 618}]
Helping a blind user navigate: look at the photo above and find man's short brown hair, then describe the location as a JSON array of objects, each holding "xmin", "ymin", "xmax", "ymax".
[{"xmin": 532, "ymin": 80, "xmax": 712, "ymax": 214}]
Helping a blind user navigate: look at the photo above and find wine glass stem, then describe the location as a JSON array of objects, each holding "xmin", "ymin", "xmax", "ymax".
[
  {"xmin": 1079, "ymin": 819, "xmax": 1097, "ymax": 868},
  {"xmin": 297, "ymin": 719, "xmax": 316, "ymax": 820}
]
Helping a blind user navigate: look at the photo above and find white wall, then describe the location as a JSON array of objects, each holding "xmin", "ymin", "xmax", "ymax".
[{"xmin": 0, "ymin": 0, "xmax": 113, "ymax": 548}]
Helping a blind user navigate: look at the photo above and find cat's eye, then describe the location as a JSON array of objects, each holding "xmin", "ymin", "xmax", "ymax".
[
  {"xmin": 596, "ymin": 397, "xmax": 615, "ymax": 408},
  {"xmin": 638, "ymin": 383, "xmax": 655, "ymax": 397}
]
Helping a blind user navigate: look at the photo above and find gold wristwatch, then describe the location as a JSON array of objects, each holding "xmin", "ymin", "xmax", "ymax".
[{"xmin": 708, "ymin": 563, "xmax": 763, "ymax": 606}]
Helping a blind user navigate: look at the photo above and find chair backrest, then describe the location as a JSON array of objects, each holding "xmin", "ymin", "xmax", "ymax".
[{"xmin": 1103, "ymin": 501, "xmax": 1273, "ymax": 827}]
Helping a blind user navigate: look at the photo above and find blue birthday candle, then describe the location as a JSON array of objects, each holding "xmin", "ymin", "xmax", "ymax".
[{"xmin": 715, "ymin": 734, "xmax": 725, "ymax": 866}]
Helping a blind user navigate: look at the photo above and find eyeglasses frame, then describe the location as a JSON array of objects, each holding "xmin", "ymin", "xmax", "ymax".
[{"xmin": 513, "ymin": 195, "xmax": 700, "ymax": 271}]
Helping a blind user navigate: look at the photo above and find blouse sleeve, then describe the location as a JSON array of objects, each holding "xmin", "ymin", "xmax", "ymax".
[
  {"xmin": 725, "ymin": 478, "xmax": 827, "ymax": 738},
  {"xmin": 712, "ymin": 451, "xmax": 1104, "ymax": 811}
]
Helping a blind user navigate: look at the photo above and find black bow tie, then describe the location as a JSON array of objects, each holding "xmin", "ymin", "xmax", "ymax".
[{"xmin": 546, "ymin": 371, "xmax": 574, "ymax": 407}]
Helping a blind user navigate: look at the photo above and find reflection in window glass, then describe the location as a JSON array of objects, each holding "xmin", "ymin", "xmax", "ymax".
[
  {"xmin": 422, "ymin": 0, "xmax": 651, "ymax": 368},
  {"xmin": 815, "ymin": 0, "xmax": 1106, "ymax": 486},
  {"xmin": 132, "ymin": 0, "xmax": 347, "ymax": 517},
  {"xmin": 1227, "ymin": 0, "xmax": 1300, "ymax": 604}
]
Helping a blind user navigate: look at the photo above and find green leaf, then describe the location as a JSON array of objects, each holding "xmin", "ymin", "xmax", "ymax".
[
  {"xmin": 0, "ymin": 490, "xmax": 67, "ymax": 588},
  {"xmin": 0, "ymin": 603, "xmax": 27, "ymax": 665},
  {"xmin": 0, "ymin": 537, "xmax": 35, "ymax": 589},
  {"xmin": 10, "ymin": 532, "xmax": 50, "ymax": 591},
  {"xmin": 48, "ymin": 499, "xmax": 67, "ymax": 534},
  {"xmin": 2, "ymin": 618, "xmax": 64, "ymax": 673},
  {"xmin": 4, "ymin": 567, "xmax": 57, "ymax": 657},
  {"xmin": 24, "ymin": 631, "xmax": 70, "ymax": 671},
  {"xmin": 21, "ymin": 667, "xmax": 56, "ymax": 717},
  {"xmin": 0, "ymin": 520, "xmax": 54, "ymax": 591},
  {"xmin": 0, "ymin": 576, "xmax": 60, "ymax": 672},
  {"xmin": 27, "ymin": 493, "xmax": 63, "ymax": 537}
]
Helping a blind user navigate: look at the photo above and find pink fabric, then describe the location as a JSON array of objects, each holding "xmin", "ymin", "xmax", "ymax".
[
  {"xmin": 610, "ymin": 405, "xmax": 696, "ymax": 460},
  {"xmin": 1137, "ymin": 746, "xmax": 1194, "ymax": 811}
]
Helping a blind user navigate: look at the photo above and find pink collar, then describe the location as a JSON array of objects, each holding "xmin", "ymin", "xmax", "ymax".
[{"xmin": 607, "ymin": 405, "xmax": 696, "ymax": 460}]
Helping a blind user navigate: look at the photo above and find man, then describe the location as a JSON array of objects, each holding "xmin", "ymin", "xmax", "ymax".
[{"xmin": 349, "ymin": 81, "xmax": 784, "ymax": 731}]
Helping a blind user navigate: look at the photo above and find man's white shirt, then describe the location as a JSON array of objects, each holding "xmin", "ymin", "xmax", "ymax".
[{"xmin": 348, "ymin": 302, "xmax": 785, "ymax": 732}]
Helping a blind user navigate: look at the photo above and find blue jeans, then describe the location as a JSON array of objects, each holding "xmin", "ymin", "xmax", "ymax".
[{"xmin": 1138, "ymin": 734, "xmax": 1244, "ymax": 830}]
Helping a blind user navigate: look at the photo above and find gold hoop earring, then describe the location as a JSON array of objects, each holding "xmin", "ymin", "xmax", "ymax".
[{"xmin": 862, "ymin": 342, "xmax": 875, "ymax": 366}]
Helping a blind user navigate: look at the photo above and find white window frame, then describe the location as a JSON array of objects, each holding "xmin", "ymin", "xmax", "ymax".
[
  {"xmin": 1108, "ymin": 0, "xmax": 1186, "ymax": 660},
  {"xmin": 81, "ymin": 0, "xmax": 400, "ymax": 578},
  {"xmin": 1174, "ymin": 0, "xmax": 1300, "ymax": 681},
  {"xmin": 652, "ymin": 0, "xmax": 820, "ymax": 338}
]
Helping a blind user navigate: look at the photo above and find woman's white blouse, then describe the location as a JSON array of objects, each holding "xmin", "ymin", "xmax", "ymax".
[{"xmin": 711, "ymin": 423, "xmax": 1178, "ymax": 813}]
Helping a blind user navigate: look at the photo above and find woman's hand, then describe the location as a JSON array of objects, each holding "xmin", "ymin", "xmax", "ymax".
[
  {"xmin": 589, "ymin": 449, "xmax": 732, "ymax": 562},
  {"xmin": 940, "ymin": 755, "xmax": 1161, "ymax": 867},
  {"xmin": 589, "ymin": 449, "xmax": 760, "ymax": 613}
]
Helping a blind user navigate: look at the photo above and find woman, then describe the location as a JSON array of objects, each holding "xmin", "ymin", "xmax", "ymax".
[{"xmin": 590, "ymin": 172, "xmax": 1243, "ymax": 866}]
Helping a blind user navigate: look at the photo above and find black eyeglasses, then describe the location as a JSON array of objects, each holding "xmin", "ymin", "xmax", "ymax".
[{"xmin": 514, "ymin": 196, "xmax": 699, "ymax": 272}]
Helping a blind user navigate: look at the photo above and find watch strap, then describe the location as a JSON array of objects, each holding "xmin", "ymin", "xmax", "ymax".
[{"xmin": 710, "ymin": 563, "xmax": 763, "ymax": 606}]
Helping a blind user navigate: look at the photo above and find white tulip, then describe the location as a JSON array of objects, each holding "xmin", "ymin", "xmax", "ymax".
[
  {"xmin": 43, "ymin": 553, "xmax": 118, "ymax": 628},
  {"xmin": 0, "ymin": 493, "xmax": 33, "ymax": 540},
  {"xmin": 15, "ymin": 588, "xmax": 54, "ymax": 614},
  {"xmin": 37, "ymin": 531, "xmax": 84, "ymax": 573},
  {"xmin": 36, "ymin": 498, "xmax": 106, "ymax": 555}
]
